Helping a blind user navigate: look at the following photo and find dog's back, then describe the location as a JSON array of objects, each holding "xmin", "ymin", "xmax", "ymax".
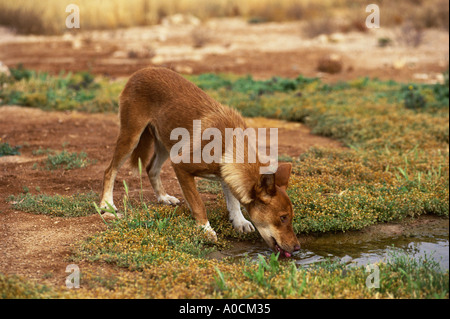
[{"xmin": 124, "ymin": 67, "xmax": 248, "ymax": 175}]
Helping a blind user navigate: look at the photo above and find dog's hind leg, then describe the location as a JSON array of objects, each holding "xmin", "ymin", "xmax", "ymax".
[
  {"xmin": 100, "ymin": 120, "xmax": 147, "ymax": 211},
  {"xmin": 146, "ymin": 138, "xmax": 180, "ymax": 205},
  {"xmin": 221, "ymin": 181, "xmax": 255, "ymax": 233}
]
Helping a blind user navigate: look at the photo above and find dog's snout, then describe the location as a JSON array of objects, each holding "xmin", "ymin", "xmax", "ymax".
[{"xmin": 294, "ymin": 244, "xmax": 301, "ymax": 252}]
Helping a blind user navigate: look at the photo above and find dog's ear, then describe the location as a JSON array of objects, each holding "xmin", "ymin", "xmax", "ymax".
[
  {"xmin": 275, "ymin": 163, "xmax": 292, "ymax": 191},
  {"xmin": 254, "ymin": 163, "xmax": 292, "ymax": 202},
  {"xmin": 254, "ymin": 172, "xmax": 276, "ymax": 202}
]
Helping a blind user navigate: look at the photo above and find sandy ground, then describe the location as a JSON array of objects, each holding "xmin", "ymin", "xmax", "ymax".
[{"xmin": 0, "ymin": 18, "xmax": 448, "ymax": 82}]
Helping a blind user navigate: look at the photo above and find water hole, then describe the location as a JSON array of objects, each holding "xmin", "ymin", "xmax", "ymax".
[{"xmin": 209, "ymin": 216, "xmax": 449, "ymax": 270}]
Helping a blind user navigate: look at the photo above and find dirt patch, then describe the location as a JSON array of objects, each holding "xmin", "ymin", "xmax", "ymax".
[
  {"xmin": 0, "ymin": 211, "xmax": 105, "ymax": 286},
  {"xmin": 1, "ymin": 18, "xmax": 448, "ymax": 82},
  {"xmin": 0, "ymin": 105, "xmax": 343, "ymax": 287}
]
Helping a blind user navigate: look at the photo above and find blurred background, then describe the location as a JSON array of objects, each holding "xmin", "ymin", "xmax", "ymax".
[{"xmin": 0, "ymin": 0, "xmax": 449, "ymax": 81}]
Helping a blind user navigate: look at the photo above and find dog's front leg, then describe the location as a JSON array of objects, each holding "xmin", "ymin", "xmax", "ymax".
[
  {"xmin": 172, "ymin": 166, "xmax": 217, "ymax": 241},
  {"xmin": 221, "ymin": 181, "xmax": 255, "ymax": 233}
]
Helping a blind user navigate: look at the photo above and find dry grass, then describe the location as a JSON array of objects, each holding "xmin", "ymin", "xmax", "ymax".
[{"xmin": 0, "ymin": 0, "xmax": 448, "ymax": 35}]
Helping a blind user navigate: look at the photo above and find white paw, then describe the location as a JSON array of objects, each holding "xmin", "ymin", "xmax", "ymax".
[
  {"xmin": 102, "ymin": 212, "xmax": 124, "ymax": 219},
  {"xmin": 157, "ymin": 194, "xmax": 180, "ymax": 206},
  {"xmin": 200, "ymin": 221, "xmax": 218, "ymax": 242},
  {"xmin": 100, "ymin": 201, "xmax": 117, "ymax": 212},
  {"xmin": 231, "ymin": 217, "xmax": 255, "ymax": 233}
]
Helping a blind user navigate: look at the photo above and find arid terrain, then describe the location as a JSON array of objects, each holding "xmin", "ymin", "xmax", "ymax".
[
  {"xmin": 1, "ymin": 18, "xmax": 448, "ymax": 82},
  {"xmin": 0, "ymin": 17, "xmax": 448, "ymax": 289}
]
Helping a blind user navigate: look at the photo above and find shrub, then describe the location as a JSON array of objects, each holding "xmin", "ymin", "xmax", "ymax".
[
  {"xmin": 404, "ymin": 85, "xmax": 427, "ymax": 110},
  {"xmin": 0, "ymin": 140, "xmax": 21, "ymax": 156}
]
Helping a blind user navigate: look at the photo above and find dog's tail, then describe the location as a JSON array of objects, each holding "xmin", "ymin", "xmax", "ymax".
[{"xmin": 130, "ymin": 126, "xmax": 153, "ymax": 172}]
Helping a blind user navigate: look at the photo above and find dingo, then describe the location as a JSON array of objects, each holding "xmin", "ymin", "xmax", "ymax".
[{"xmin": 100, "ymin": 67, "xmax": 300, "ymax": 257}]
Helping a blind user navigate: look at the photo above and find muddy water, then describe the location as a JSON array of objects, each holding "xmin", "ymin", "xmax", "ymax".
[{"xmin": 210, "ymin": 216, "xmax": 449, "ymax": 270}]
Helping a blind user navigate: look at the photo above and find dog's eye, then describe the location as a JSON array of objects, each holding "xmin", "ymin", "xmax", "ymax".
[{"xmin": 280, "ymin": 215, "xmax": 288, "ymax": 223}]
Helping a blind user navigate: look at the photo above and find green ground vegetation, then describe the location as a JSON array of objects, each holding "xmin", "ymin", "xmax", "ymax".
[
  {"xmin": 9, "ymin": 191, "xmax": 98, "ymax": 218},
  {"xmin": 32, "ymin": 146, "xmax": 93, "ymax": 170},
  {"xmin": 2, "ymin": 213, "xmax": 448, "ymax": 298},
  {"xmin": 0, "ymin": 140, "xmax": 21, "ymax": 157},
  {"xmin": 2, "ymin": 195, "xmax": 448, "ymax": 298}
]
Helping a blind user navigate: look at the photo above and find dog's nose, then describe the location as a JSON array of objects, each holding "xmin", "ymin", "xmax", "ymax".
[{"xmin": 294, "ymin": 244, "xmax": 301, "ymax": 251}]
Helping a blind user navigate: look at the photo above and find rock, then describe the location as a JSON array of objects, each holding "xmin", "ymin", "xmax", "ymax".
[
  {"xmin": 112, "ymin": 50, "xmax": 128, "ymax": 58},
  {"xmin": 0, "ymin": 61, "xmax": 11, "ymax": 76},
  {"xmin": 161, "ymin": 14, "xmax": 200, "ymax": 27},
  {"xmin": 158, "ymin": 33, "xmax": 167, "ymax": 42},
  {"xmin": 435, "ymin": 73, "xmax": 445, "ymax": 84},
  {"xmin": 317, "ymin": 54, "xmax": 343, "ymax": 74},
  {"xmin": 316, "ymin": 34, "xmax": 328, "ymax": 44},
  {"xmin": 328, "ymin": 32, "xmax": 345, "ymax": 43},
  {"xmin": 174, "ymin": 65, "xmax": 193, "ymax": 74},
  {"xmin": 72, "ymin": 38, "xmax": 83, "ymax": 50},
  {"xmin": 102, "ymin": 212, "xmax": 124, "ymax": 219},
  {"xmin": 392, "ymin": 59, "xmax": 406, "ymax": 70},
  {"xmin": 127, "ymin": 45, "xmax": 155, "ymax": 59},
  {"xmin": 413, "ymin": 73, "xmax": 429, "ymax": 80},
  {"xmin": 151, "ymin": 55, "xmax": 166, "ymax": 65}
]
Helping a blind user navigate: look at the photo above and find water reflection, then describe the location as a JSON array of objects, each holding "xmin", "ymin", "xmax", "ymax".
[{"xmin": 213, "ymin": 217, "xmax": 449, "ymax": 271}]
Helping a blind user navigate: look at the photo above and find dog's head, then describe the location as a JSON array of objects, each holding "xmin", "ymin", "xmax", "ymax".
[{"xmin": 246, "ymin": 163, "xmax": 300, "ymax": 257}]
